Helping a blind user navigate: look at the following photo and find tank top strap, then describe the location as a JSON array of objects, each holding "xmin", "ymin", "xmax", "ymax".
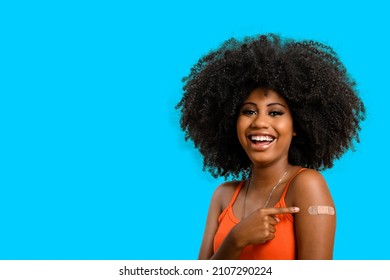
[
  {"xmin": 218, "ymin": 181, "xmax": 246, "ymax": 223},
  {"xmin": 279, "ymin": 168, "xmax": 307, "ymax": 202}
]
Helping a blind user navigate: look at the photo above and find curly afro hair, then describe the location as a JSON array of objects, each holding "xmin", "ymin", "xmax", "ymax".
[{"xmin": 176, "ymin": 33, "xmax": 365, "ymax": 179}]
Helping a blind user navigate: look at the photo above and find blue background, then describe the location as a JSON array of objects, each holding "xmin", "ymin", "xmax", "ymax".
[{"xmin": 0, "ymin": 0, "xmax": 389, "ymax": 259}]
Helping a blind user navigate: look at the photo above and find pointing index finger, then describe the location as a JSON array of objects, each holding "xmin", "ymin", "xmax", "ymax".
[{"xmin": 263, "ymin": 207, "xmax": 300, "ymax": 215}]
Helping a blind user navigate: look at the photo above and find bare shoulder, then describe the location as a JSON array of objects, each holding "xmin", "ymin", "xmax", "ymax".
[
  {"xmin": 212, "ymin": 181, "xmax": 241, "ymax": 211},
  {"xmin": 289, "ymin": 169, "xmax": 334, "ymax": 206},
  {"xmin": 290, "ymin": 169, "xmax": 336, "ymax": 259}
]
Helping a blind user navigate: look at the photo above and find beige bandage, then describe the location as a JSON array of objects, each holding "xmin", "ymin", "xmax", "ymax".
[{"xmin": 308, "ymin": 206, "xmax": 335, "ymax": 215}]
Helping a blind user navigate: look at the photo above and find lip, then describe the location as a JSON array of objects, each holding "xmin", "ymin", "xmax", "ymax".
[{"xmin": 246, "ymin": 132, "xmax": 276, "ymax": 151}]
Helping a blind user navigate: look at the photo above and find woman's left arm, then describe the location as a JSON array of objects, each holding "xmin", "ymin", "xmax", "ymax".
[{"xmin": 290, "ymin": 169, "xmax": 336, "ymax": 259}]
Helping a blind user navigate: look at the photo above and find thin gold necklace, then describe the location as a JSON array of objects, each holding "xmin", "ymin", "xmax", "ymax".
[{"xmin": 242, "ymin": 170, "xmax": 288, "ymax": 219}]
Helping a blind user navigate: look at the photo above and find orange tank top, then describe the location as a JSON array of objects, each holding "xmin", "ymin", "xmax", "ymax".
[{"xmin": 213, "ymin": 168, "xmax": 306, "ymax": 260}]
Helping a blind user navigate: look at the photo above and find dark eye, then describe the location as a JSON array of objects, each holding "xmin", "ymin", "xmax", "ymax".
[
  {"xmin": 241, "ymin": 109, "xmax": 257, "ymax": 116},
  {"xmin": 269, "ymin": 111, "xmax": 283, "ymax": 117}
]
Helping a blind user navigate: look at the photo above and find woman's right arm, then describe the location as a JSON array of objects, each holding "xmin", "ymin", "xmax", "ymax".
[
  {"xmin": 198, "ymin": 183, "xmax": 298, "ymax": 259},
  {"xmin": 198, "ymin": 183, "xmax": 243, "ymax": 260}
]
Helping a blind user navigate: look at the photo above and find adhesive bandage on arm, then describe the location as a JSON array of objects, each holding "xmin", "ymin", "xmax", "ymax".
[{"xmin": 308, "ymin": 206, "xmax": 335, "ymax": 215}]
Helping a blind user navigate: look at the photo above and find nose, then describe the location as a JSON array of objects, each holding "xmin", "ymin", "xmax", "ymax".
[{"xmin": 250, "ymin": 112, "xmax": 269, "ymax": 128}]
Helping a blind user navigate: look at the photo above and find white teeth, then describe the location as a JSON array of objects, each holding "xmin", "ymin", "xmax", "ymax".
[{"xmin": 251, "ymin": 135, "xmax": 274, "ymax": 142}]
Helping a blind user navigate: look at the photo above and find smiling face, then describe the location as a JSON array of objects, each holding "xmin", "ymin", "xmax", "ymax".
[{"xmin": 236, "ymin": 88, "xmax": 294, "ymax": 167}]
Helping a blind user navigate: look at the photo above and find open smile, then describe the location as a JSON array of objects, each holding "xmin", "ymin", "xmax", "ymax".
[{"xmin": 247, "ymin": 134, "xmax": 276, "ymax": 151}]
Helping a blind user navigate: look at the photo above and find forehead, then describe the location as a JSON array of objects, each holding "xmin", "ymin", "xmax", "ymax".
[{"xmin": 244, "ymin": 88, "xmax": 288, "ymax": 105}]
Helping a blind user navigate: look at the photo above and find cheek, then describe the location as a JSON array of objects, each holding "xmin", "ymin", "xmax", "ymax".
[{"xmin": 277, "ymin": 119, "xmax": 294, "ymax": 136}]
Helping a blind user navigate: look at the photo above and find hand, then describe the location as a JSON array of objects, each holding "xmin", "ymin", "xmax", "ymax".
[{"xmin": 231, "ymin": 207, "xmax": 300, "ymax": 248}]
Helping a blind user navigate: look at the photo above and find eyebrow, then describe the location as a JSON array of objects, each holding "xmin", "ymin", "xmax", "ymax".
[{"xmin": 242, "ymin": 102, "xmax": 287, "ymax": 108}]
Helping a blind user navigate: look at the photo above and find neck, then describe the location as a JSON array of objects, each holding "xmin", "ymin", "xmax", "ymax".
[{"xmin": 249, "ymin": 160, "xmax": 290, "ymax": 191}]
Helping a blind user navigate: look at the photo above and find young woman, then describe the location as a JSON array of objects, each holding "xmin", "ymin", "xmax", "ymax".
[{"xmin": 176, "ymin": 34, "xmax": 365, "ymax": 259}]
